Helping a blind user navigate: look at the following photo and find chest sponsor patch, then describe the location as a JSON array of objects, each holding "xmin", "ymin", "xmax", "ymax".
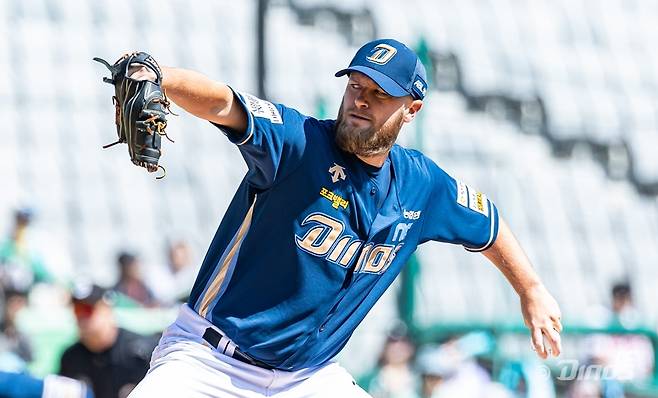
[
  {"xmin": 243, "ymin": 93, "xmax": 282, "ymax": 124},
  {"xmin": 320, "ymin": 187, "xmax": 349, "ymax": 210},
  {"xmin": 403, "ymin": 209, "xmax": 421, "ymax": 220}
]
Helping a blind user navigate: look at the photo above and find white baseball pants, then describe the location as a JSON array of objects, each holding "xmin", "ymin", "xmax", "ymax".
[{"xmin": 128, "ymin": 304, "xmax": 371, "ymax": 398}]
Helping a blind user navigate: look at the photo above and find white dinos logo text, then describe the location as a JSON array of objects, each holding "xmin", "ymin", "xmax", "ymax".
[{"xmin": 295, "ymin": 213, "xmax": 403, "ymax": 274}]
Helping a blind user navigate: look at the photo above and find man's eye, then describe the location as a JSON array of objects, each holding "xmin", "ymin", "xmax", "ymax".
[
  {"xmin": 376, "ymin": 90, "xmax": 390, "ymax": 98},
  {"xmin": 350, "ymin": 84, "xmax": 360, "ymax": 89}
]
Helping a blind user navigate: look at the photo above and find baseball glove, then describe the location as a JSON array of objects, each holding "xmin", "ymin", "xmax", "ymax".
[{"xmin": 93, "ymin": 52, "xmax": 174, "ymax": 178}]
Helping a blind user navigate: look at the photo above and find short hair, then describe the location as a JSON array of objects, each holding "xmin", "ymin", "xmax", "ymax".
[
  {"xmin": 612, "ymin": 282, "xmax": 632, "ymax": 299},
  {"xmin": 117, "ymin": 252, "xmax": 137, "ymax": 268},
  {"xmin": 14, "ymin": 207, "xmax": 34, "ymax": 223}
]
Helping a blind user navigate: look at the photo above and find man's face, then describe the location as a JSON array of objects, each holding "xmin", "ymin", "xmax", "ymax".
[
  {"xmin": 74, "ymin": 300, "xmax": 113, "ymax": 340},
  {"xmin": 122, "ymin": 259, "xmax": 142, "ymax": 280},
  {"xmin": 74, "ymin": 299, "xmax": 119, "ymax": 352},
  {"xmin": 335, "ymin": 72, "xmax": 421, "ymax": 157},
  {"xmin": 169, "ymin": 242, "xmax": 191, "ymax": 273}
]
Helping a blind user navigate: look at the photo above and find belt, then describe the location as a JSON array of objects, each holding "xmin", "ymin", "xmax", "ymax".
[{"xmin": 202, "ymin": 327, "xmax": 274, "ymax": 370}]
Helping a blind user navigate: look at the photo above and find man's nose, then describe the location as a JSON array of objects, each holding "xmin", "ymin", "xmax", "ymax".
[{"xmin": 354, "ymin": 90, "xmax": 368, "ymax": 109}]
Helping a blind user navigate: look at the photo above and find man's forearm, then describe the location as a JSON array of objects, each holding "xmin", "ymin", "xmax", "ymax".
[
  {"xmin": 161, "ymin": 67, "xmax": 247, "ymax": 131},
  {"xmin": 483, "ymin": 219, "xmax": 542, "ymax": 295},
  {"xmin": 483, "ymin": 217, "xmax": 562, "ymax": 358}
]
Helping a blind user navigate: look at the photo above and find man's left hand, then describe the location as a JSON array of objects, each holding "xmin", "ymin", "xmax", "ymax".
[{"xmin": 520, "ymin": 284, "xmax": 563, "ymax": 359}]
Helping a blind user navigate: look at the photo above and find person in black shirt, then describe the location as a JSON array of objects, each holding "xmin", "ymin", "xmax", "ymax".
[{"xmin": 59, "ymin": 285, "xmax": 158, "ymax": 398}]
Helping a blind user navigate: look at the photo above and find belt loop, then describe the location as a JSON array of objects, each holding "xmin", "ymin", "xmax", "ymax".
[
  {"xmin": 217, "ymin": 336, "xmax": 230, "ymax": 354},
  {"xmin": 201, "ymin": 327, "xmax": 272, "ymax": 369},
  {"xmin": 224, "ymin": 341, "xmax": 236, "ymax": 357}
]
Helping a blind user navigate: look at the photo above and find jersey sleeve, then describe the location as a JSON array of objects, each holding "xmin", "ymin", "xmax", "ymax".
[
  {"xmin": 212, "ymin": 89, "xmax": 307, "ymax": 189},
  {"xmin": 419, "ymin": 159, "xmax": 499, "ymax": 252}
]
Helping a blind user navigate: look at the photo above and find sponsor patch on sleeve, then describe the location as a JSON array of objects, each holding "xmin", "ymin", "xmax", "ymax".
[
  {"xmin": 456, "ymin": 179, "xmax": 489, "ymax": 217},
  {"xmin": 468, "ymin": 190, "xmax": 489, "ymax": 217},
  {"xmin": 456, "ymin": 180, "xmax": 469, "ymax": 208},
  {"xmin": 243, "ymin": 93, "xmax": 283, "ymax": 124}
]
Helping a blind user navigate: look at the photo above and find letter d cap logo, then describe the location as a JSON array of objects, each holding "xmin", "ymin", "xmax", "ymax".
[{"xmin": 366, "ymin": 44, "xmax": 397, "ymax": 65}]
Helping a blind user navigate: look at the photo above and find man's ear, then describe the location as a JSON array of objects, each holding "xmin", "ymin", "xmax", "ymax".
[{"xmin": 403, "ymin": 100, "xmax": 423, "ymax": 123}]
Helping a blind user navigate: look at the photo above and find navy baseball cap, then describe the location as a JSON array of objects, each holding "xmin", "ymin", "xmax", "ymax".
[
  {"xmin": 335, "ymin": 38, "xmax": 428, "ymax": 100},
  {"xmin": 71, "ymin": 282, "xmax": 113, "ymax": 305}
]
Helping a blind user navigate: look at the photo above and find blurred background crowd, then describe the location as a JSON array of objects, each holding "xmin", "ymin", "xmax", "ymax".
[
  {"xmin": 2, "ymin": 0, "xmax": 658, "ymax": 397},
  {"xmin": 0, "ymin": 206, "xmax": 197, "ymax": 398}
]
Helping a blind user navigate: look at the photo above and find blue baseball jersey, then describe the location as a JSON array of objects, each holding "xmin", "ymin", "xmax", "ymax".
[{"xmin": 188, "ymin": 90, "xmax": 499, "ymax": 370}]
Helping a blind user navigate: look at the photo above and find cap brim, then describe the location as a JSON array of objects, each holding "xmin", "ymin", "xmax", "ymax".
[
  {"xmin": 335, "ymin": 66, "xmax": 409, "ymax": 97},
  {"xmin": 71, "ymin": 285, "xmax": 108, "ymax": 305}
]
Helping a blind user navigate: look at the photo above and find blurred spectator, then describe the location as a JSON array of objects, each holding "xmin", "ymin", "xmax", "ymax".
[
  {"xmin": 583, "ymin": 333, "xmax": 653, "ymax": 383},
  {"xmin": 112, "ymin": 252, "xmax": 158, "ymax": 307},
  {"xmin": 362, "ymin": 325, "xmax": 418, "ymax": 398},
  {"xmin": 608, "ymin": 282, "xmax": 641, "ymax": 329},
  {"xmin": 0, "ymin": 288, "xmax": 33, "ymax": 368},
  {"xmin": 0, "ymin": 208, "xmax": 52, "ymax": 293},
  {"xmin": 418, "ymin": 369, "xmax": 442, "ymax": 398},
  {"xmin": 582, "ymin": 281, "xmax": 653, "ymax": 383},
  {"xmin": 567, "ymin": 377, "xmax": 625, "ymax": 398},
  {"xmin": 499, "ymin": 359, "xmax": 557, "ymax": 398},
  {"xmin": 150, "ymin": 239, "xmax": 198, "ymax": 306},
  {"xmin": 587, "ymin": 281, "xmax": 644, "ymax": 329},
  {"xmin": 567, "ymin": 379, "xmax": 604, "ymax": 398},
  {"xmin": 59, "ymin": 284, "xmax": 158, "ymax": 398},
  {"xmin": 416, "ymin": 335, "xmax": 513, "ymax": 398},
  {"xmin": 416, "ymin": 345, "xmax": 452, "ymax": 398},
  {"xmin": 0, "ymin": 371, "xmax": 94, "ymax": 398}
]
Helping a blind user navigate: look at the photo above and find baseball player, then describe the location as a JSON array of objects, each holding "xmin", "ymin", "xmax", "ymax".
[{"xmin": 127, "ymin": 39, "xmax": 562, "ymax": 397}]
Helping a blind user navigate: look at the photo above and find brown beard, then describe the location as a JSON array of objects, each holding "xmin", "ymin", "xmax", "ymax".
[{"xmin": 334, "ymin": 105, "xmax": 405, "ymax": 156}]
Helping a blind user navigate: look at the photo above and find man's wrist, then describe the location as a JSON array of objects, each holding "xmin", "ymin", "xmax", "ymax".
[
  {"xmin": 161, "ymin": 66, "xmax": 174, "ymax": 90},
  {"xmin": 517, "ymin": 281, "xmax": 544, "ymax": 298}
]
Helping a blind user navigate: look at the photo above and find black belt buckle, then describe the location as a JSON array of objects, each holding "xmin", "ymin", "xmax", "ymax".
[{"xmin": 202, "ymin": 327, "xmax": 274, "ymax": 370}]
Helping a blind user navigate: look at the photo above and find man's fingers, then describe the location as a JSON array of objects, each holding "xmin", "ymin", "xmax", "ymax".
[
  {"xmin": 551, "ymin": 315, "xmax": 563, "ymax": 333},
  {"xmin": 531, "ymin": 327, "xmax": 547, "ymax": 359},
  {"xmin": 128, "ymin": 65, "xmax": 157, "ymax": 82},
  {"xmin": 543, "ymin": 326, "xmax": 562, "ymax": 357}
]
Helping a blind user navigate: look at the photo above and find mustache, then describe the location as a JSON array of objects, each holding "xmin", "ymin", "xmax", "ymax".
[{"xmin": 345, "ymin": 110, "xmax": 372, "ymax": 121}]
